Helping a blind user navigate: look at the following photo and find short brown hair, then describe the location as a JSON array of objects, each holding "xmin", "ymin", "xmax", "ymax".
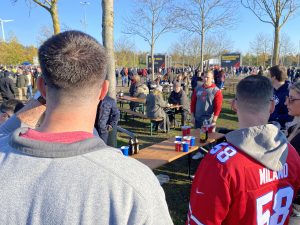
[
  {"xmin": 38, "ymin": 31, "xmax": 107, "ymax": 92},
  {"xmin": 268, "ymin": 65, "xmax": 288, "ymax": 82},
  {"xmin": 236, "ymin": 75, "xmax": 273, "ymax": 113}
]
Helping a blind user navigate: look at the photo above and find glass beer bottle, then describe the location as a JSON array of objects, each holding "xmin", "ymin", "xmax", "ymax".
[{"xmin": 199, "ymin": 127, "xmax": 208, "ymax": 143}]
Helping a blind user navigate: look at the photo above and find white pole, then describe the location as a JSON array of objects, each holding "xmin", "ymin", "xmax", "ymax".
[
  {"xmin": 1, "ymin": 21, "xmax": 5, "ymax": 42},
  {"xmin": 0, "ymin": 19, "xmax": 13, "ymax": 42}
]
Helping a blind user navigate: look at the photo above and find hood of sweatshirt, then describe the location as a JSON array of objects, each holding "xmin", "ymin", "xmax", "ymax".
[{"xmin": 225, "ymin": 124, "xmax": 288, "ymax": 171}]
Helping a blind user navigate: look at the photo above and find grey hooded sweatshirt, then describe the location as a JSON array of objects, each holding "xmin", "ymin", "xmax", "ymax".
[
  {"xmin": 225, "ymin": 124, "xmax": 289, "ymax": 171},
  {"xmin": 0, "ymin": 121, "xmax": 173, "ymax": 224}
]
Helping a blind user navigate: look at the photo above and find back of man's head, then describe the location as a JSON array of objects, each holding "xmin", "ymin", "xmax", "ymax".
[
  {"xmin": 236, "ymin": 75, "xmax": 273, "ymax": 114},
  {"xmin": 269, "ymin": 65, "xmax": 288, "ymax": 82},
  {"xmin": 38, "ymin": 31, "xmax": 107, "ymax": 101}
]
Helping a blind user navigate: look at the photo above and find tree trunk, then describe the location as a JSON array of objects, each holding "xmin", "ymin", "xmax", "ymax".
[
  {"xmin": 50, "ymin": 4, "xmax": 60, "ymax": 34},
  {"xmin": 102, "ymin": 0, "xmax": 117, "ymax": 147},
  {"xmin": 151, "ymin": 45, "xmax": 155, "ymax": 81},
  {"xmin": 272, "ymin": 25, "xmax": 280, "ymax": 65},
  {"xmin": 182, "ymin": 53, "xmax": 184, "ymax": 71},
  {"xmin": 151, "ymin": 19, "xmax": 155, "ymax": 81},
  {"xmin": 200, "ymin": 32, "xmax": 204, "ymax": 72},
  {"xmin": 199, "ymin": 11, "xmax": 205, "ymax": 72}
]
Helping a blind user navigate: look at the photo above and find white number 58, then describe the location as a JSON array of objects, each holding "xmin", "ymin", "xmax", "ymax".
[{"xmin": 256, "ymin": 186, "xmax": 293, "ymax": 225}]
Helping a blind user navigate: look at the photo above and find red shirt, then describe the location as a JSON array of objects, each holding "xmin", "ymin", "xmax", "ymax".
[
  {"xmin": 21, "ymin": 129, "xmax": 94, "ymax": 143},
  {"xmin": 187, "ymin": 142, "xmax": 300, "ymax": 225}
]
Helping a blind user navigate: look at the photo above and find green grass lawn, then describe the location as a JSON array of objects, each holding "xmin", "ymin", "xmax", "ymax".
[{"xmin": 116, "ymin": 80, "xmax": 239, "ymax": 224}]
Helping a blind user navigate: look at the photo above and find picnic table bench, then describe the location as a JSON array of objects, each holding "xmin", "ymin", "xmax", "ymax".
[{"xmin": 118, "ymin": 108, "xmax": 164, "ymax": 136}]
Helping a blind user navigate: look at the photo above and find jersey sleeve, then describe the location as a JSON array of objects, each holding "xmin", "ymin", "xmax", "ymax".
[
  {"xmin": 187, "ymin": 155, "xmax": 231, "ymax": 225},
  {"xmin": 213, "ymin": 90, "xmax": 223, "ymax": 117}
]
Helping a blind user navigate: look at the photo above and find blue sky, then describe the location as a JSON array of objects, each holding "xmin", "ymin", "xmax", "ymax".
[{"xmin": 1, "ymin": 0, "xmax": 299, "ymax": 54}]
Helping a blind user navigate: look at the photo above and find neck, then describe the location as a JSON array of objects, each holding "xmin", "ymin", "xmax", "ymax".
[
  {"xmin": 273, "ymin": 81, "xmax": 285, "ymax": 90},
  {"xmin": 204, "ymin": 82, "xmax": 212, "ymax": 87},
  {"xmin": 36, "ymin": 103, "xmax": 97, "ymax": 134},
  {"xmin": 238, "ymin": 112, "xmax": 269, "ymax": 129}
]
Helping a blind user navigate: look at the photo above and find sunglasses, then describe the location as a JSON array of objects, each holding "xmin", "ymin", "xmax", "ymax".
[{"xmin": 286, "ymin": 96, "xmax": 300, "ymax": 104}]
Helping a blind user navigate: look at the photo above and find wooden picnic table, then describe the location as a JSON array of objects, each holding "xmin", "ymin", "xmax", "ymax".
[
  {"xmin": 132, "ymin": 131, "xmax": 224, "ymax": 170},
  {"xmin": 117, "ymin": 95, "xmax": 146, "ymax": 104},
  {"xmin": 117, "ymin": 95, "xmax": 147, "ymax": 114}
]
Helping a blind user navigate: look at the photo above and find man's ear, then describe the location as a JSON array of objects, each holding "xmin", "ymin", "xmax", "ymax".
[
  {"xmin": 37, "ymin": 76, "xmax": 46, "ymax": 98},
  {"xmin": 99, "ymin": 80, "xmax": 109, "ymax": 100},
  {"xmin": 269, "ymin": 100, "xmax": 275, "ymax": 114}
]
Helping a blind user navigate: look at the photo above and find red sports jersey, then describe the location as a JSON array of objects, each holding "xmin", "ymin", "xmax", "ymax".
[{"xmin": 187, "ymin": 142, "xmax": 300, "ymax": 225}]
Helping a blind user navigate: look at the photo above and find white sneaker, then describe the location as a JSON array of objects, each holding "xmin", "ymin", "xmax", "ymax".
[
  {"xmin": 192, "ymin": 152, "xmax": 205, "ymax": 160},
  {"xmin": 156, "ymin": 174, "xmax": 170, "ymax": 185}
]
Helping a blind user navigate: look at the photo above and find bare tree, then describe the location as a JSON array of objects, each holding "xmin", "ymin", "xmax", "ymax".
[
  {"xmin": 102, "ymin": 0, "xmax": 116, "ymax": 147},
  {"xmin": 13, "ymin": 0, "xmax": 61, "ymax": 34},
  {"xmin": 169, "ymin": 34, "xmax": 191, "ymax": 70},
  {"xmin": 186, "ymin": 36, "xmax": 201, "ymax": 67},
  {"xmin": 36, "ymin": 25, "xmax": 53, "ymax": 45},
  {"xmin": 243, "ymin": 52, "xmax": 255, "ymax": 66},
  {"xmin": 115, "ymin": 37, "xmax": 136, "ymax": 67},
  {"xmin": 36, "ymin": 23, "xmax": 72, "ymax": 46},
  {"xmin": 123, "ymin": 0, "xmax": 177, "ymax": 80},
  {"xmin": 249, "ymin": 33, "xmax": 271, "ymax": 66},
  {"xmin": 176, "ymin": 0, "xmax": 237, "ymax": 72},
  {"xmin": 204, "ymin": 33, "xmax": 234, "ymax": 59},
  {"xmin": 279, "ymin": 33, "xmax": 295, "ymax": 65},
  {"xmin": 241, "ymin": 0, "xmax": 299, "ymax": 65}
]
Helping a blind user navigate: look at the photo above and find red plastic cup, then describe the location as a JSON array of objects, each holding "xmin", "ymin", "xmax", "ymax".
[
  {"xmin": 174, "ymin": 141, "xmax": 182, "ymax": 152},
  {"xmin": 181, "ymin": 126, "xmax": 188, "ymax": 136},
  {"xmin": 186, "ymin": 126, "xmax": 191, "ymax": 135},
  {"xmin": 207, "ymin": 124, "xmax": 215, "ymax": 133}
]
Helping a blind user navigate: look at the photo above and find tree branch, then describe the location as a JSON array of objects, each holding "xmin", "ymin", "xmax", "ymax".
[
  {"xmin": 32, "ymin": 0, "xmax": 51, "ymax": 11},
  {"xmin": 241, "ymin": 0, "xmax": 274, "ymax": 25}
]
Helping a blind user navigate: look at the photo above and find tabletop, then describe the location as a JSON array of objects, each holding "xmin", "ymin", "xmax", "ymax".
[
  {"xmin": 132, "ymin": 131, "xmax": 225, "ymax": 169},
  {"xmin": 117, "ymin": 95, "xmax": 146, "ymax": 104}
]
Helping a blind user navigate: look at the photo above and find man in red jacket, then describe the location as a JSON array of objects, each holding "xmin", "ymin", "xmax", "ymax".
[
  {"xmin": 190, "ymin": 71, "xmax": 223, "ymax": 159},
  {"xmin": 187, "ymin": 75, "xmax": 300, "ymax": 225}
]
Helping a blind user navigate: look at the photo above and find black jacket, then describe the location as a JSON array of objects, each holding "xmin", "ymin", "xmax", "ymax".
[
  {"xmin": 0, "ymin": 76, "xmax": 15, "ymax": 100},
  {"xmin": 168, "ymin": 90, "xmax": 189, "ymax": 111},
  {"xmin": 269, "ymin": 81, "xmax": 293, "ymax": 128},
  {"xmin": 16, "ymin": 74, "xmax": 28, "ymax": 88},
  {"xmin": 95, "ymin": 96, "xmax": 120, "ymax": 135}
]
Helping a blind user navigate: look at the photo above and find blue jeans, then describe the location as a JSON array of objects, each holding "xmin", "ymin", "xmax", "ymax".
[
  {"xmin": 122, "ymin": 76, "xmax": 128, "ymax": 87},
  {"xmin": 27, "ymin": 85, "xmax": 33, "ymax": 99},
  {"xmin": 219, "ymin": 82, "xmax": 224, "ymax": 89}
]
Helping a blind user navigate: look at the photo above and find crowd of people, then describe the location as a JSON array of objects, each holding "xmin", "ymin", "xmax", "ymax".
[
  {"xmin": 0, "ymin": 66, "xmax": 42, "ymax": 101},
  {"xmin": 0, "ymin": 30, "xmax": 299, "ymax": 224}
]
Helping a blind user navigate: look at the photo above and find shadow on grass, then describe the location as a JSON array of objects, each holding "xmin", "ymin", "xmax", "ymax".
[
  {"xmin": 222, "ymin": 92, "xmax": 235, "ymax": 99},
  {"xmin": 221, "ymin": 107, "xmax": 235, "ymax": 115},
  {"xmin": 219, "ymin": 113, "xmax": 238, "ymax": 122},
  {"xmin": 152, "ymin": 154, "xmax": 204, "ymax": 225}
]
